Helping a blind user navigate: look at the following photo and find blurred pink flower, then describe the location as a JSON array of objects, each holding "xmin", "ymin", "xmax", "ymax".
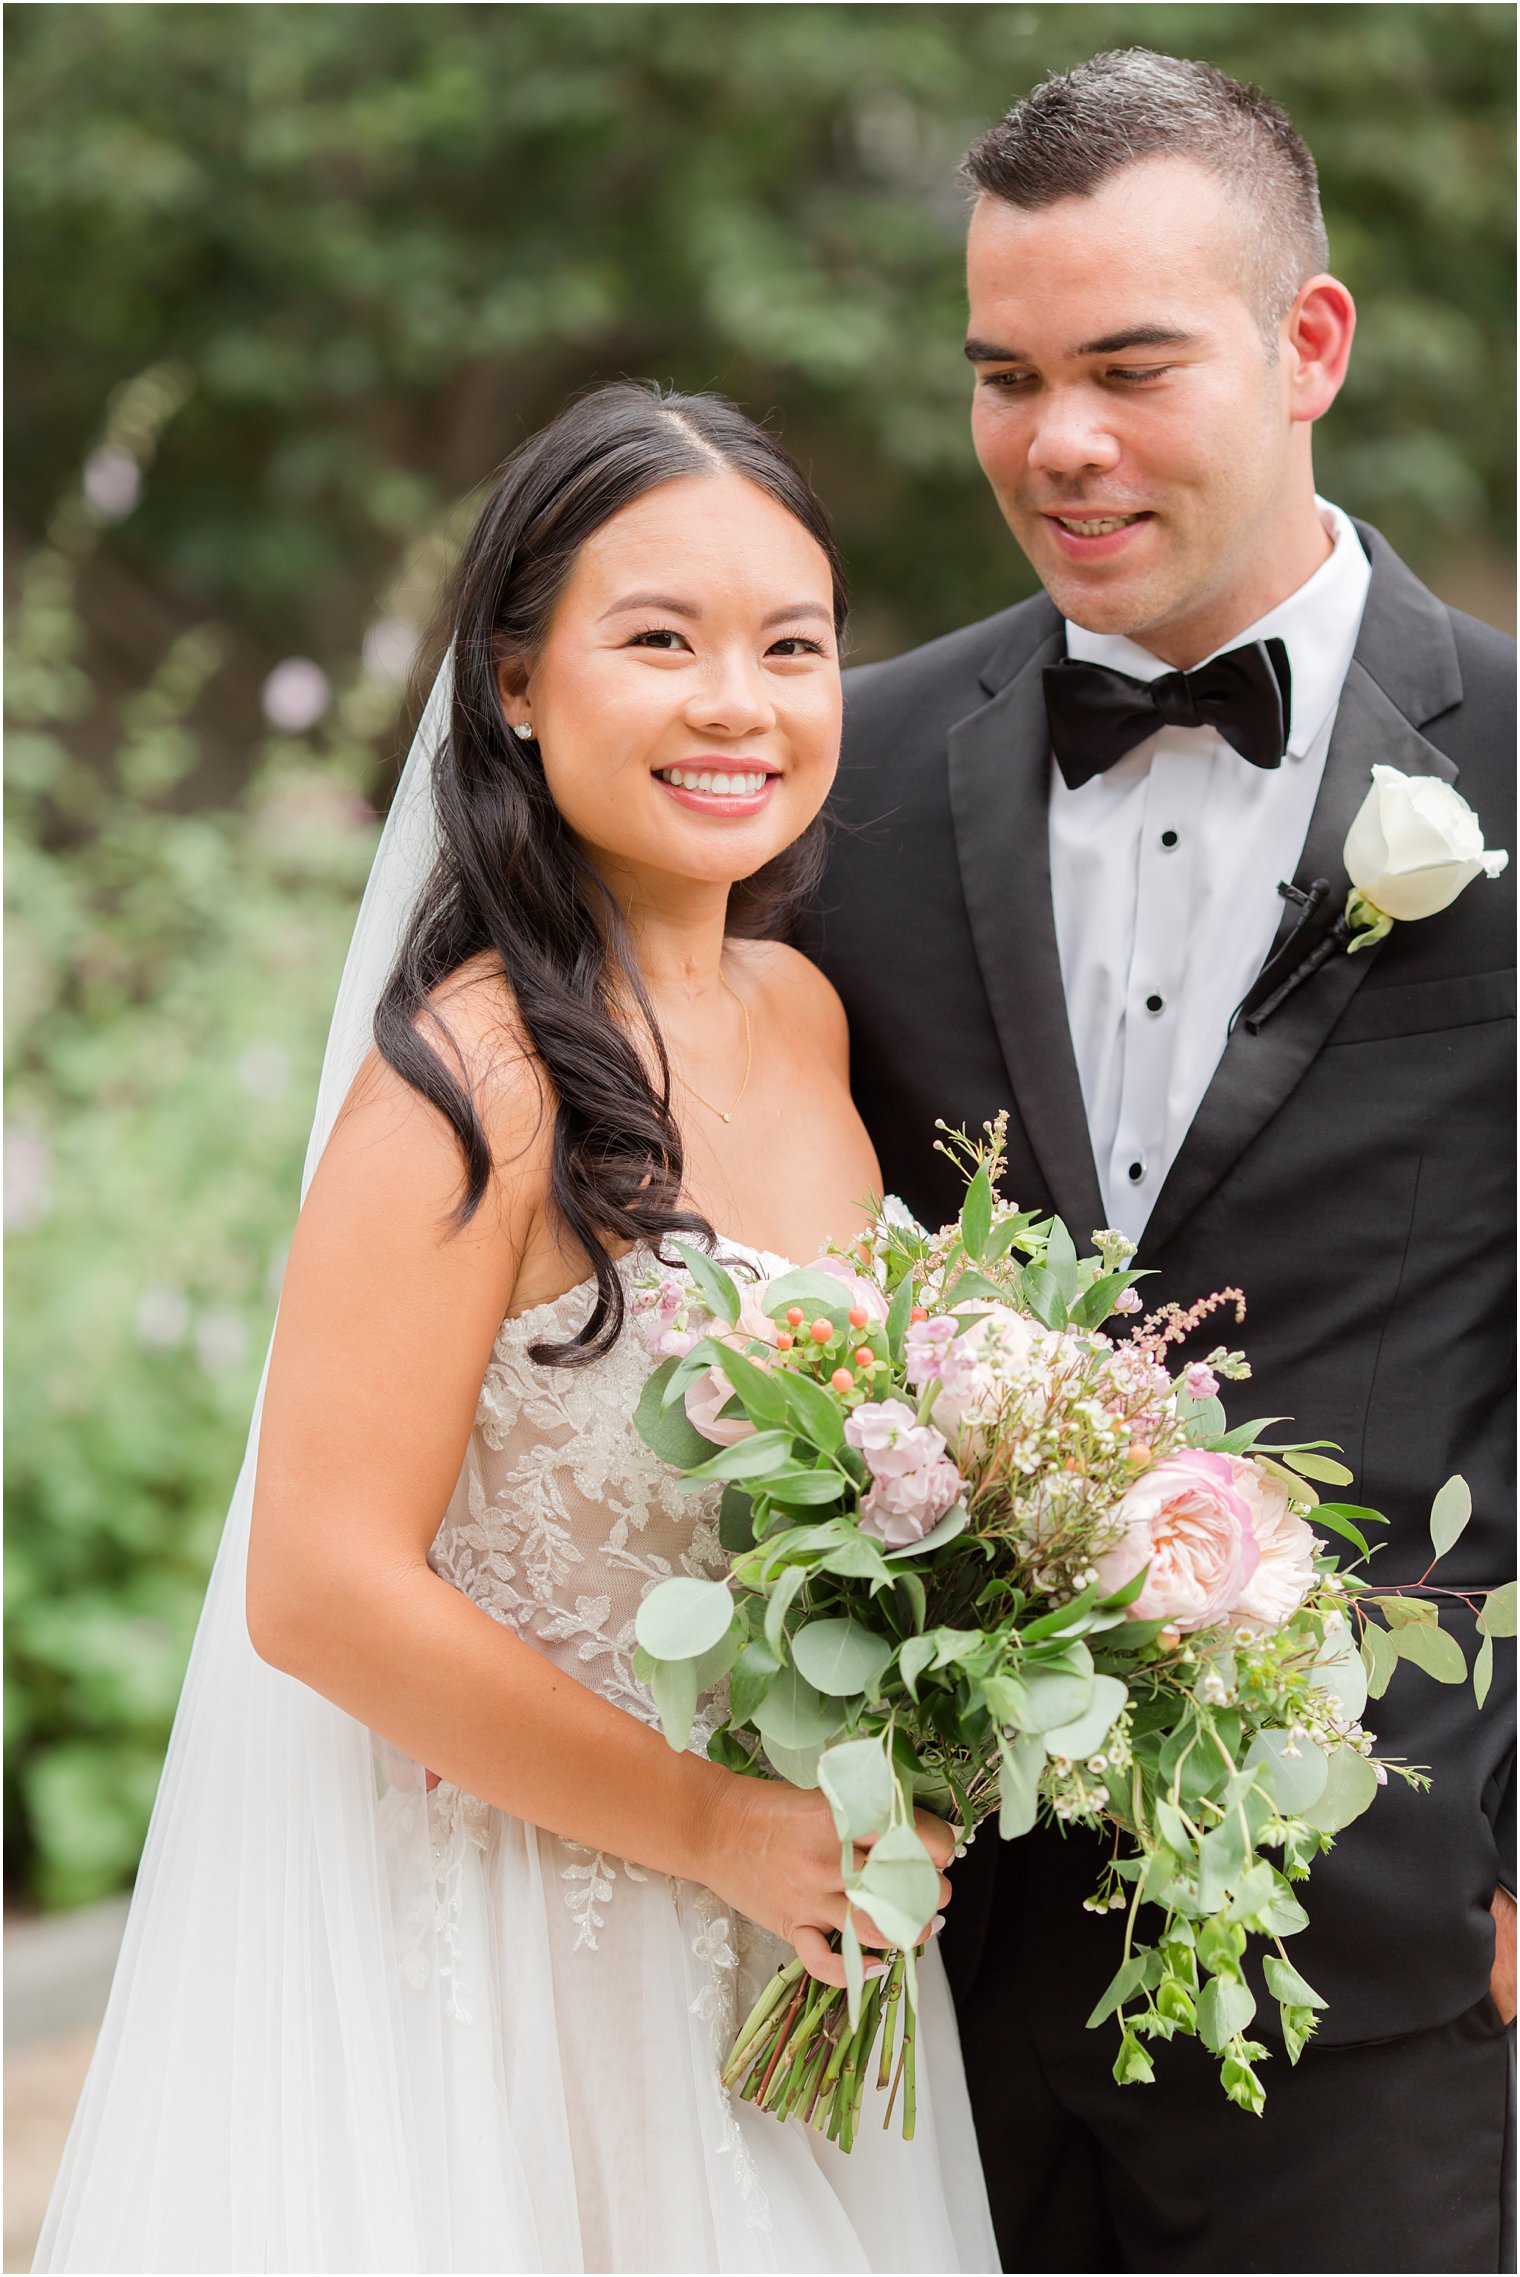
[{"xmin": 1183, "ymin": 1362, "xmax": 1220, "ymax": 1401}]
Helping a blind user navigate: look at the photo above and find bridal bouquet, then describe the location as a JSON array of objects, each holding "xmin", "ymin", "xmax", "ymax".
[{"xmin": 630, "ymin": 1118, "xmax": 1513, "ymax": 2147}]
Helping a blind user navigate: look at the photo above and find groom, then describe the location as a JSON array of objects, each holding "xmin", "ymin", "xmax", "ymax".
[{"xmin": 810, "ymin": 51, "xmax": 1515, "ymax": 2274}]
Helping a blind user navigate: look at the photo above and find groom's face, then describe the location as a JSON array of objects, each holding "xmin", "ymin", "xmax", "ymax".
[{"xmin": 966, "ymin": 156, "xmax": 1297, "ymax": 663}]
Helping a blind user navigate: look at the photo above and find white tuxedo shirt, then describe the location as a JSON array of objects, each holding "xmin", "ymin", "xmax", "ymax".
[{"xmin": 1048, "ymin": 499, "xmax": 1372, "ymax": 1242}]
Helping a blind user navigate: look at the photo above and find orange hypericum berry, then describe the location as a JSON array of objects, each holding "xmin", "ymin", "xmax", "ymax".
[
  {"xmin": 830, "ymin": 1367, "xmax": 855, "ymax": 1393},
  {"xmin": 910, "ymin": 1305, "xmax": 929, "ymax": 1322},
  {"xmin": 854, "ymin": 1346, "xmax": 874, "ymax": 1367},
  {"xmin": 847, "ymin": 1306, "xmax": 869, "ymax": 1329},
  {"xmin": 1128, "ymin": 1439, "xmax": 1153, "ymax": 1465},
  {"xmin": 785, "ymin": 1306, "xmax": 805, "ymax": 1328},
  {"xmin": 775, "ymin": 1332, "xmax": 794, "ymax": 1351},
  {"xmin": 1159, "ymin": 1626, "xmax": 1182, "ymax": 1652},
  {"xmin": 809, "ymin": 1318, "xmax": 833, "ymax": 1344}
]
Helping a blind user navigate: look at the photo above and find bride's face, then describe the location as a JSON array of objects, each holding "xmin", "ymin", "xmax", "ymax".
[{"xmin": 499, "ymin": 471, "xmax": 841, "ymax": 897}]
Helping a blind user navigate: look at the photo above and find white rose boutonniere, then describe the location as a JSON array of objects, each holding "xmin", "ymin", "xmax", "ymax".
[{"xmin": 1342, "ymin": 765, "xmax": 1509, "ymax": 952}]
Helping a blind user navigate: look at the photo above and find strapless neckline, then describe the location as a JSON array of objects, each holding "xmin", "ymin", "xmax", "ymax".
[{"xmin": 498, "ymin": 1233, "xmax": 800, "ymax": 1336}]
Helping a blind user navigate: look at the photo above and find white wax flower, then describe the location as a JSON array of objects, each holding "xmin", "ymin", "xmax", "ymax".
[{"xmin": 1344, "ymin": 765, "xmax": 1508, "ymax": 924}]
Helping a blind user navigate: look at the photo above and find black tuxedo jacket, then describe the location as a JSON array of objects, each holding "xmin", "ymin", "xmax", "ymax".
[{"xmin": 809, "ymin": 524, "xmax": 1515, "ymax": 2045}]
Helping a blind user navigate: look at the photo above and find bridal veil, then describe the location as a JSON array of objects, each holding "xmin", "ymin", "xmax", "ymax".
[{"xmin": 33, "ymin": 656, "xmax": 546, "ymax": 2272}]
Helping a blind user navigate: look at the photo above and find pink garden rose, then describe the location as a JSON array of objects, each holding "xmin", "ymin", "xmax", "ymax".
[
  {"xmin": 1092, "ymin": 1449, "xmax": 1261, "ymax": 1631},
  {"xmin": 1227, "ymin": 1458, "xmax": 1320, "ymax": 1628},
  {"xmin": 845, "ymin": 1398, "xmax": 964, "ymax": 1546},
  {"xmin": 682, "ymin": 1292, "xmax": 780, "ymax": 1446}
]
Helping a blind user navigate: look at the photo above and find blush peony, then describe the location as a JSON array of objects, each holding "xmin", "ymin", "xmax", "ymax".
[
  {"xmin": 1092, "ymin": 1450, "xmax": 1260, "ymax": 1631},
  {"xmin": 1227, "ymin": 1458, "xmax": 1320, "ymax": 1628}
]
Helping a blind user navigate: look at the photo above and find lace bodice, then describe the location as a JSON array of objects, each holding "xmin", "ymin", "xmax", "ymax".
[{"xmin": 429, "ymin": 1239, "xmax": 789, "ymax": 1746}]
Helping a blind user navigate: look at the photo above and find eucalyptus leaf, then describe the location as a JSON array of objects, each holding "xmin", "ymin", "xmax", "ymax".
[
  {"xmin": 1380, "ymin": 1595, "xmax": 1439, "ymax": 1629},
  {"xmin": 649, "ymin": 1655, "xmax": 699, "ymax": 1752},
  {"xmin": 1474, "ymin": 1629, "xmax": 1494, "ymax": 1708},
  {"xmin": 898, "ymin": 1634, "xmax": 939, "ymax": 1701},
  {"xmin": 1040, "ymin": 1674, "xmax": 1128, "ymax": 1762},
  {"xmin": 1017, "ymin": 1659, "xmax": 1096, "ymax": 1733},
  {"xmin": 692, "ymin": 1623, "xmax": 742, "ymax": 1693},
  {"xmin": 1282, "ymin": 1448, "xmax": 1354, "ymax": 1486},
  {"xmin": 997, "ymin": 1729, "xmax": 1045, "ymax": 1839},
  {"xmin": 729, "ymin": 1639, "xmax": 781, "ymax": 1725},
  {"xmin": 751, "ymin": 1662, "xmax": 841, "ymax": 1750},
  {"xmin": 1361, "ymin": 1619, "xmax": 1399, "ymax": 1700},
  {"xmin": 1428, "ymin": 1474, "xmax": 1472, "ymax": 1560},
  {"xmin": 762, "ymin": 1733, "xmax": 827, "ymax": 1788},
  {"xmin": 792, "ymin": 1616, "xmax": 892, "ymax": 1698},
  {"xmin": 1244, "ymin": 1729, "xmax": 1329, "ymax": 1815},
  {"xmin": 634, "ymin": 1358, "xmax": 727, "ymax": 1468},
  {"xmin": 1393, "ymin": 1618, "xmax": 1466, "ymax": 1684},
  {"xmin": 1481, "ymin": 1581, "xmax": 1516, "ymax": 1638},
  {"xmin": 1297, "ymin": 1743, "xmax": 1380, "ymax": 1832},
  {"xmin": 818, "ymin": 1735, "xmax": 896, "ymax": 1843},
  {"xmin": 852, "ymin": 1822, "xmax": 941, "ymax": 1947},
  {"xmin": 1312, "ymin": 1624, "xmax": 1368, "ymax": 1724},
  {"xmin": 634, "ymin": 1576, "xmax": 734, "ymax": 1662},
  {"xmin": 817, "ymin": 1535, "xmax": 895, "ymax": 1584}
]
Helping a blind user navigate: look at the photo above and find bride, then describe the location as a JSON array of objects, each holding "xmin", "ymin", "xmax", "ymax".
[{"xmin": 36, "ymin": 383, "xmax": 998, "ymax": 2274}]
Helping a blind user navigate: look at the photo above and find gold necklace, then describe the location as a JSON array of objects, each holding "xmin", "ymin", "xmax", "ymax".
[{"xmin": 676, "ymin": 968, "xmax": 753, "ymax": 1125}]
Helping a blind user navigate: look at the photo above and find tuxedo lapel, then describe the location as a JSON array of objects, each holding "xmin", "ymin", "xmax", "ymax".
[
  {"xmin": 948, "ymin": 614, "xmax": 1108, "ymax": 1240},
  {"xmin": 1139, "ymin": 575, "xmax": 1462, "ymax": 1258}
]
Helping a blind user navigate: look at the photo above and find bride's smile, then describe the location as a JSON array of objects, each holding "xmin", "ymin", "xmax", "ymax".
[{"xmin": 496, "ymin": 469, "xmax": 841, "ymax": 897}]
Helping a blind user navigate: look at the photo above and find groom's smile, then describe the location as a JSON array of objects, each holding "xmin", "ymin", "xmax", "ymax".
[{"xmin": 963, "ymin": 153, "xmax": 1335, "ymax": 668}]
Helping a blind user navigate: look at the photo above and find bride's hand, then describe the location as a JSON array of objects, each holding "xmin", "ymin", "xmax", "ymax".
[{"xmin": 697, "ymin": 1773, "xmax": 954, "ymax": 1988}]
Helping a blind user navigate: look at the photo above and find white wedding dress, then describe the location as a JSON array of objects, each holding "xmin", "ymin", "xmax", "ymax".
[
  {"xmin": 35, "ymin": 655, "xmax": 998, "ymax": 2272},
  {"xmin": 400, "ymin": 1236, "xmax": 995, "ymax": 2271}
]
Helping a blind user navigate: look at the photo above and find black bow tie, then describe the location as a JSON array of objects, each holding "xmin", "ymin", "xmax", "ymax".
[{"xmin": 1043, "ymin": 636, "xmax": 1292, "ymax": 792}]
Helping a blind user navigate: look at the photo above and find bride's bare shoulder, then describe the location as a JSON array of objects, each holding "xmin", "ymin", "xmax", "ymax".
[
  {"xmin": 329, "ymin": 950, "xmax": 553, "ymax": 1221},
  {"xmin": 730, "ymin": 938, "xmax": 849, "ymax": 1069}
]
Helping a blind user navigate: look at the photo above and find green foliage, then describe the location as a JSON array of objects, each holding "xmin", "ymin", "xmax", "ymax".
[
  {"xmin": 5, "ymin": 2, "xmax": 1514, "ymax": 717},
  {"xmin": 5, "ymin": 397, "xmax": 382, "ymax": 1909}
]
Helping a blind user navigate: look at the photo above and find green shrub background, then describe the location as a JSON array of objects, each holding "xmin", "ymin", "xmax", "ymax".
[{"xmin": 5, "ymin": 2, "xmax": 1514, "ymax": 1910}]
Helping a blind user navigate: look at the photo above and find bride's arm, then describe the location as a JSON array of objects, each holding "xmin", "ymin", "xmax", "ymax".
[{"xmin": 247, "ymin": 1011, "xmax": 947, "ymax": 1981}]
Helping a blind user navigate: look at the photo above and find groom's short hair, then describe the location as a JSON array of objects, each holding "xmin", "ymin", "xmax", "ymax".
[{"xmin": 961, "ymin": 49, "xmax": 1330, "ymax": 339}]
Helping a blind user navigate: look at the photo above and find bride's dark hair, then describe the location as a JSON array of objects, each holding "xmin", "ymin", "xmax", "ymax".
[{"xmin": 374, "ymin": 382, "xmax": 847, "ymax": 1365}]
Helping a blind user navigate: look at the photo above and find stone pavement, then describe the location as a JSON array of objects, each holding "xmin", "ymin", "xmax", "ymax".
[{"xmin": 4, "ymin": 1899, "xmax": 128, "ymax": 2273}]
